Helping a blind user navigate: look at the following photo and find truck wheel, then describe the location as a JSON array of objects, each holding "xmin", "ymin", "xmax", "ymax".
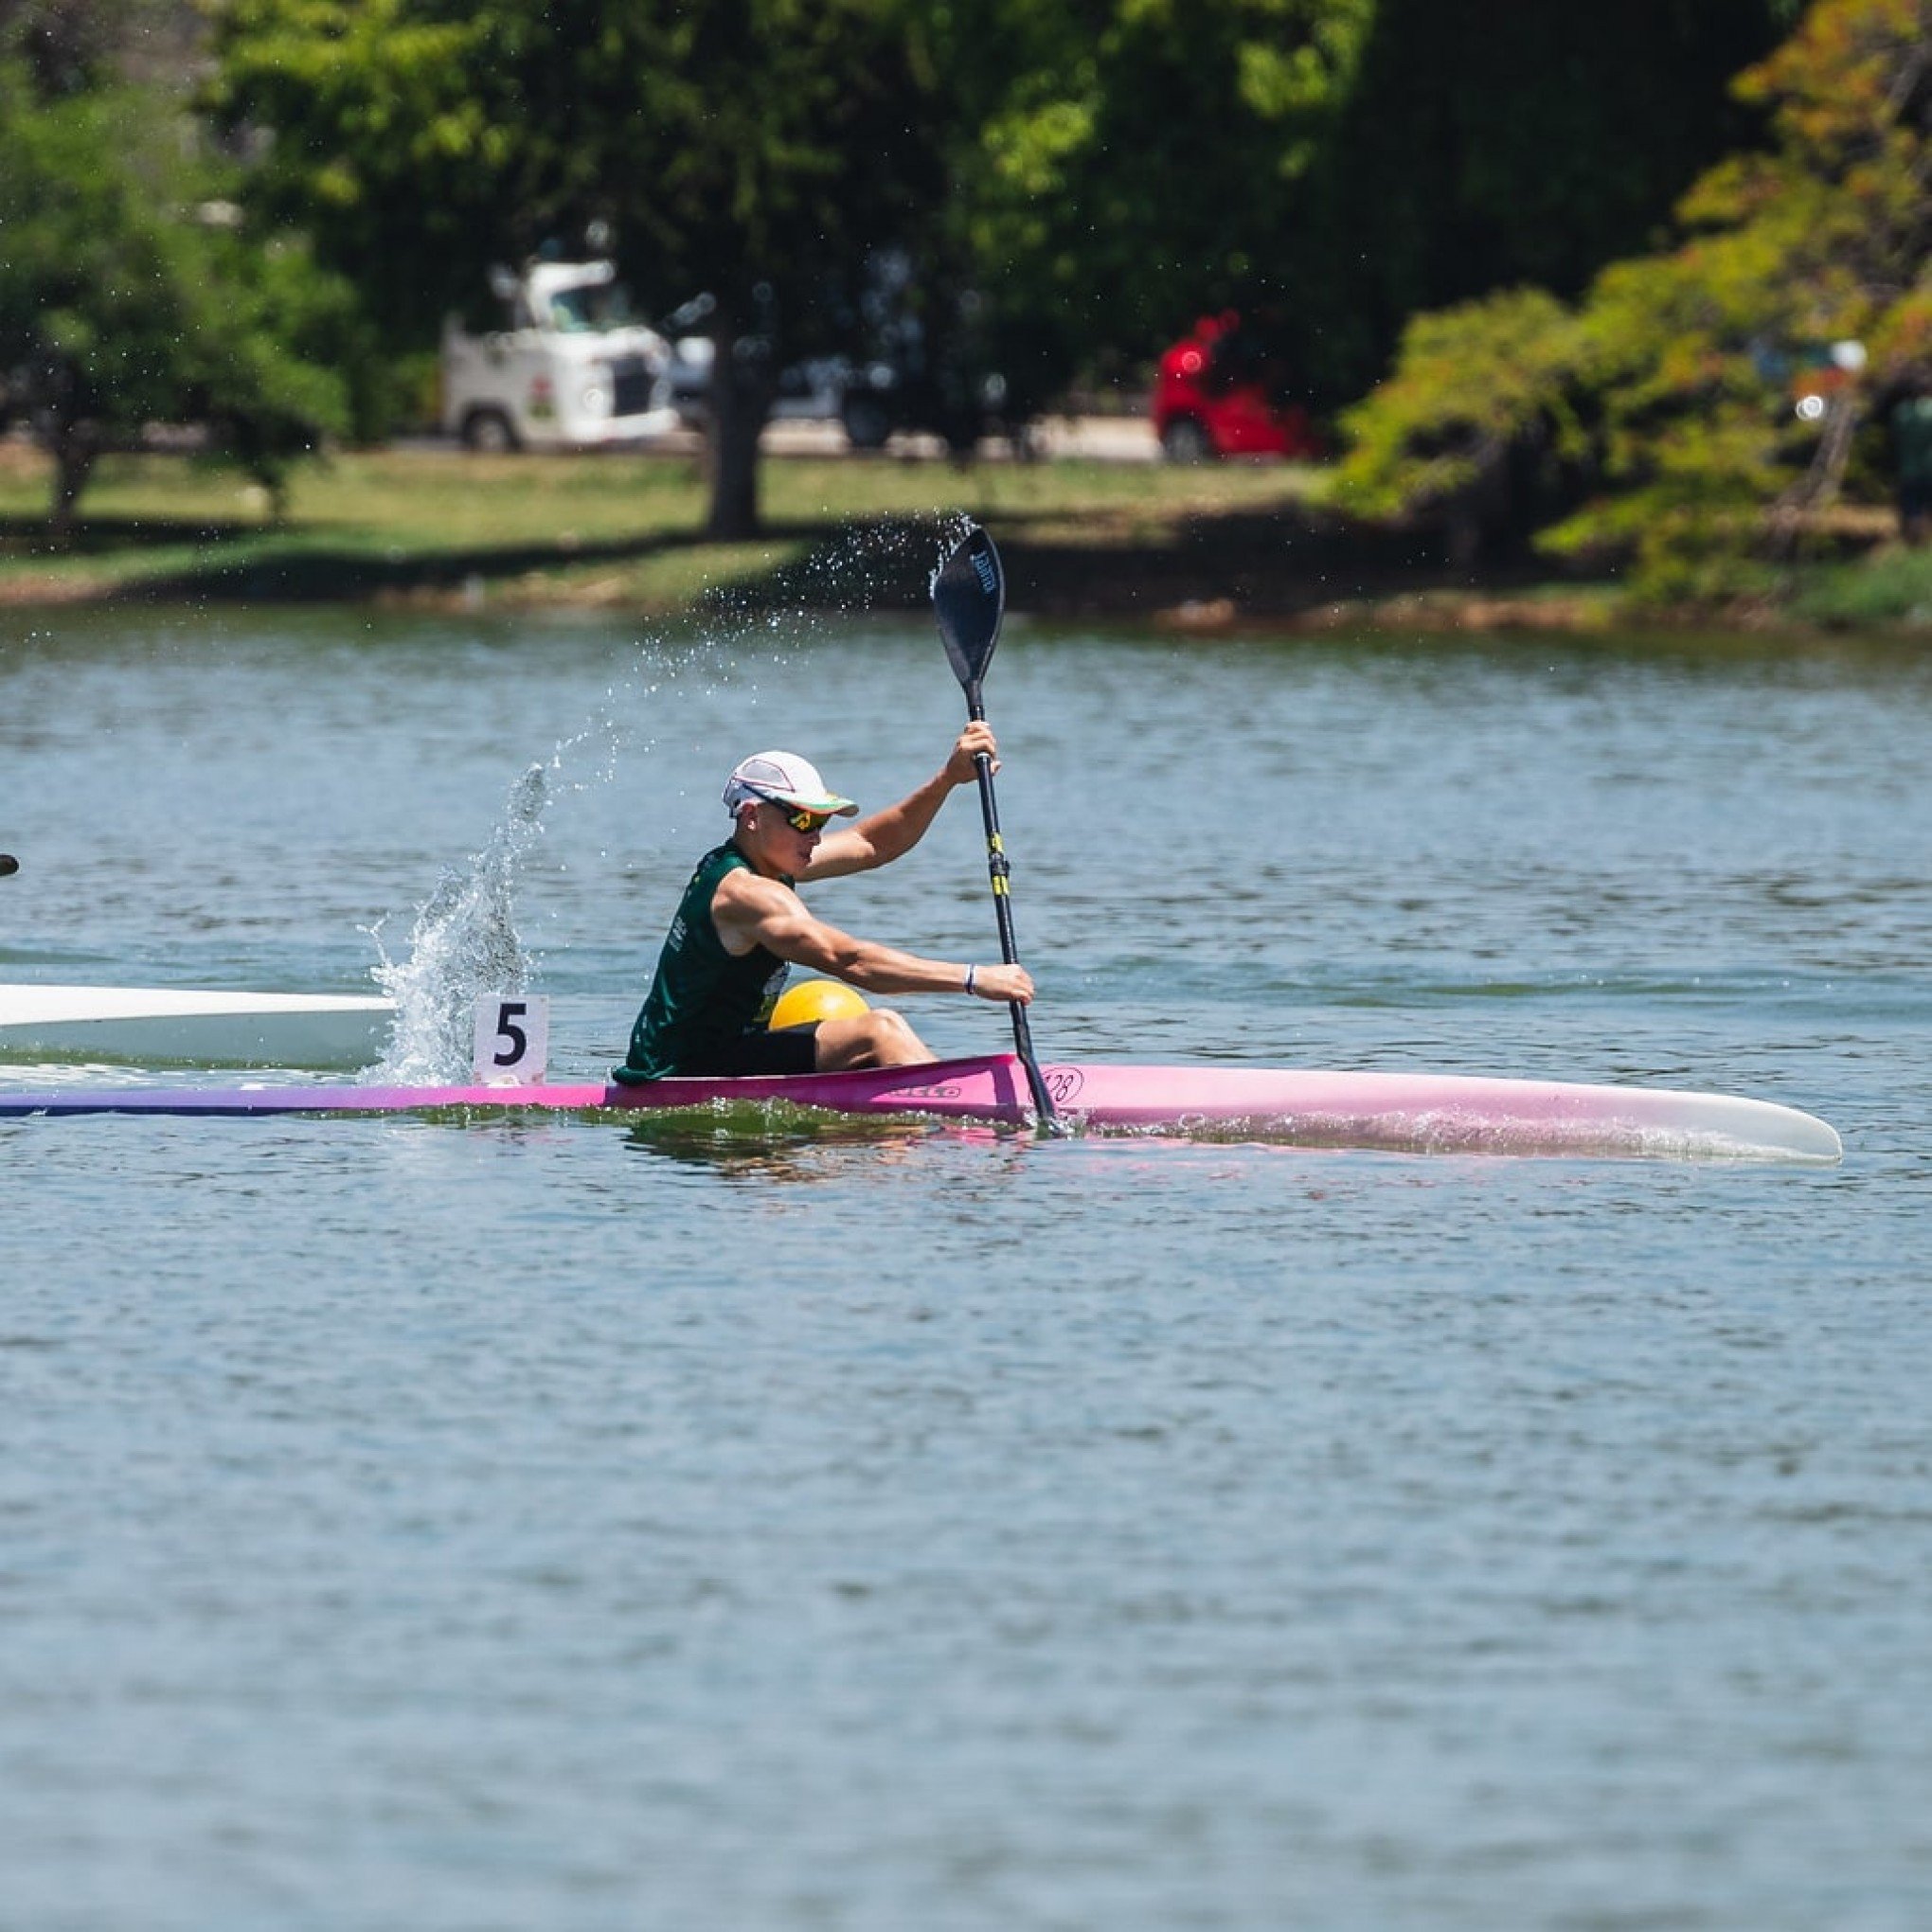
[
  {"xmin": 1160, "ymin": 417, "xmax": 1215, "ymax": 463},
  {"xmin": 461, "ymin": 408, "xmax": 521, "ymax": 453},
  {"xmin": 840, "ymin": 393, "xmax": 894, "ymax": 451}
]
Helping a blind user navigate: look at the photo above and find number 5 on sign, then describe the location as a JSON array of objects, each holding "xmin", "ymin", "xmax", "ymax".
[{"xmin": 474, "ymin": 994, "xmax": 549, "ymax": 1084}]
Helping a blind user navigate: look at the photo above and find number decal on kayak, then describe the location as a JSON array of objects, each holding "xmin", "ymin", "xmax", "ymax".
[
  {"xmin": 1044, "ymin": 1066, "xmax": 1084, "ymax": 1104},
  {"xmin": 473, "ymin": 993, "xmax": 549, "ymax": 1084},
  {"xmin": 492, "ymin": 1005, "xmax": 528, "ymax": 1064}
]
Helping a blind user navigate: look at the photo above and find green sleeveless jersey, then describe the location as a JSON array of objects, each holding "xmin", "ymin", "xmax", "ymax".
[{"xmin": 617, "ymin": 842, "xmax": 789, "ymax": 1081}]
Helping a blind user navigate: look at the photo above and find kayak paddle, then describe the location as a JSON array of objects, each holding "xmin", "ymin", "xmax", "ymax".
[
  {"xmin": 932, "ymin": 524, "xmax": 1061, "ymax": 1133},
  {"xmin": 0, "ymin": 854, "xmax": 17, "ymax": 877}
]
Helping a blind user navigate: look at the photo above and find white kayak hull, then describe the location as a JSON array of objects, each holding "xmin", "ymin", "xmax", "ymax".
[{"xmin": 0, "ymin": 984, "xmax": 395, "ymax": 1069}]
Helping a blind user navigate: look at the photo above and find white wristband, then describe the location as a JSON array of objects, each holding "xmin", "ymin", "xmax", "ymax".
[{"xmin": 963, "ymin": 964, "xmax": 977, "ymax": 996}]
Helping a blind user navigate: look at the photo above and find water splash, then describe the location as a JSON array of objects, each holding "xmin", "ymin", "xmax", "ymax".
[
  {"xmin": 367, "ymin": 762, "xmax": 549, "ymax": 1082},
  {"xmin": 926, "ymin": 510, "xmax": 985, "ymax": 604},
  {"xmin": 355, "ymin": 522, "xmax": 959, "ymax": 1082},
  {"xmin": 356, "ymin": 632, "xmax": 734, "ymax": 1082},
  {"xmin": 692, "ymin": 515, "xmax": 957, "ymax": 636}
]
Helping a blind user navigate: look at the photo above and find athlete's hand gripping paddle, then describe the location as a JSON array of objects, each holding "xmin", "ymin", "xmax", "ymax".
[{"xmin": 932, "ymin": 524, "xmax": 1061, "ymax": 1133}]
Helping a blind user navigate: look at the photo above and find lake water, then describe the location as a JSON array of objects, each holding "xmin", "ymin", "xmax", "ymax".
[{"xmin": 3, "ymin": 593, "xmax": 1928, "ymax": 1930}]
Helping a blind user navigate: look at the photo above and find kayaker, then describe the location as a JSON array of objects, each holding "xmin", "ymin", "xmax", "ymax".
[{"xmin": 616, "ymin": 725, "xmax": 1034, "ymax": 1082}]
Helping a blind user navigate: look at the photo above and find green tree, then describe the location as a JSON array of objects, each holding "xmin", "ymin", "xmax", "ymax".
[
  {"xmin": 935, "ymin": 0, "xmax": 1793, "ymax": 412},
  {"xmin": 927, "ymin": 0, "xmax": 1374, "ymax": 402},
  {"xmin": 1333, "ymin": 0, "xmax": 1931, "ymax": 599},
  {"xmin": 0, "ymin": 31, "xmax": 352, "ymax": 533},
  {"xmin": 2, "ymin": 0, "xmax": 132, "ymax": 92},
  {"xmin": 199, "ymin": 0, "xmax": 1807, "ymax": 546},
  {"xmin": 1328, "ymin": 287, "xmax": 1601, "ymax": 566},
  {"xmin": 208, "ymin": 0, "xmax": 957, "ymax": 540},
  {"xmin": 1292, "ymin": 0, "xmax": 1798, "ymax": 402},
  {"xmin": 203, "ymin": 0, "xmax": 1431, "ymax": 528}
]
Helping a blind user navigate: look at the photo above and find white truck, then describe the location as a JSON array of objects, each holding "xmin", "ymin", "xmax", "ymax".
[{"xmin": 439, "ymin": 259, "xmax": 681, "ymax": 451}]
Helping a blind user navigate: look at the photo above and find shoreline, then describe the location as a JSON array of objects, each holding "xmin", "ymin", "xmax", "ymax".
[
  {"xmin": 4, "ymin": 438, "xmax": 1924, "ymax": 637},
  {"xmin": 0, "ymin": 563, "xmax": 1892, "ymax": 642}
]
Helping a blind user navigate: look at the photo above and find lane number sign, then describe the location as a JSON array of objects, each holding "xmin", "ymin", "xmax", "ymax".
[{"xmin": 474, "ymin": 994, "xmax": 549, "ymax": 1084}]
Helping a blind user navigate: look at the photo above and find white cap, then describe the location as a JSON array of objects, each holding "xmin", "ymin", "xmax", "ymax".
[{"xmin": 723, "ymin": 750, "xmax": 858, "ymax": 818}]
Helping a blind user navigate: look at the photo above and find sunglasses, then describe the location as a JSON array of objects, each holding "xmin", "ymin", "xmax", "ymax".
[{"xmin": 761, "ymin": 797, "xmax": 834, "ymax": 834}]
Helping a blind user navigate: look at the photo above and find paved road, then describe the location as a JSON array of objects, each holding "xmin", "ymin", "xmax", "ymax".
[
  {"xmin": 757, "ymin": 413, "xmax": 1160, "ymax": 462},
  {"xmin": 407, "ymin": 415, "xmax": 1163, "ymax": 463}
]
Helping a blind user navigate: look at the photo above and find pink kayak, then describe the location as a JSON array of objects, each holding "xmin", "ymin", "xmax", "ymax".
[{"xmin": 0, "ymin": 1053, "xmax": 1842, "ymax": 1161}]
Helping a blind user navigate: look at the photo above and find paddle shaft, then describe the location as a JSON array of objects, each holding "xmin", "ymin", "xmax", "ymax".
[{"xmin": 963, "ymin": 679, "xmax": 1059, "ymax": 1129}]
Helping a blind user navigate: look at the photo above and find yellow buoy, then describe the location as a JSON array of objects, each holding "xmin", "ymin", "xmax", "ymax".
[{"xmin": 770, "ymin": 978, "xmax": 869, "ymax": 1029}]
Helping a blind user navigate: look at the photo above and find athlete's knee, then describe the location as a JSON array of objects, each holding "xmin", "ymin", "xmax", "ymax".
[
  {"xmin": 863, "ymin": 1008, "xmax": 933, "ymax": 1064},
  {"xmin": 814, "ymin": 1006, "xmax": 932, "ymax": 1068}
]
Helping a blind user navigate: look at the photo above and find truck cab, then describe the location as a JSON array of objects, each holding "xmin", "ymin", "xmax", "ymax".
[{"xmin": 440, "ymin": 260, "xmax": 681, "ymax": 451}]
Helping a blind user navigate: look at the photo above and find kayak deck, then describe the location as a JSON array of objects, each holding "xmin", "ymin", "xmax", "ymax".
[
  {"xmin": 0, "ymin": 1053, "xmax": 1844, "ymax": 1162},
  {"xmin": 0, "ymin": 984, "xmax": 395, "ymax": 1068}
]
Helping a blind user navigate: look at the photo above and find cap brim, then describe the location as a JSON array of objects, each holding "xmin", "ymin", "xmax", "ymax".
[
  {"xmin": 726, "ymin": 781, "xmax": 859, "ymax": 817},
  {"xmin": 755, "ymin": 788, "xmax": 857, "ymax": 816}
]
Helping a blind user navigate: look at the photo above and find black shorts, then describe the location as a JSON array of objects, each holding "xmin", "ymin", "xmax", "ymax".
[{"xmin": 681, "ymin": 1024, "xmax": 820, "ymax": 1079}]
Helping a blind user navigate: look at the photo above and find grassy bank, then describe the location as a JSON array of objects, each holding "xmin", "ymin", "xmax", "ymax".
[
  {"xmin": 4, "ymin": 437, "xmax": 1926, "ymax": 630},
  {"xmin": 1, "ymin": 439, "xmax": 1347, "ymax": 618}
]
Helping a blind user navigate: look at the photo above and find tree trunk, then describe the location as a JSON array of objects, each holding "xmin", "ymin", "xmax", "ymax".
[
  {"xmin": 702, "ymin": 322, "xmax": 774, "ymax": 542},
  {"xmin": 46, "ymin": 426, "xmax": 96, "ymax": 542},
  {"xmin": 705, "ymin": 405, "xmax": 762, "ymax": 540}
]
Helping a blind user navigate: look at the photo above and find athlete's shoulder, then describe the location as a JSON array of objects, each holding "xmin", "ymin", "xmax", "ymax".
[{"xmin": 713, "ymin": 861, "xmax": 796, "ymax": 909}]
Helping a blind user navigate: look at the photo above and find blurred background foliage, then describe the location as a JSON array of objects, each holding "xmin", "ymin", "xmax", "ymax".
[
  {"xmin": 1, "ymin": 0, "xmax": 357, "ymax": 528},
  {"xmin": 1334, "ymin": 0, "xmax": 1932, "ymax": 599},
  {"xmin": 5, "ymin": 0, "xmax": 1926, "ymax": 606}
]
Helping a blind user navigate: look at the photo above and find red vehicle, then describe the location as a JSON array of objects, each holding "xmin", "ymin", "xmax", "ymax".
[{"xmin": 1152, "ymin": 312, "xmax": 1323, "ymax": 461}]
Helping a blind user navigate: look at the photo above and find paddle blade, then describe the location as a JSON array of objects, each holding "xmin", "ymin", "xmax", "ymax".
[{"xmin": 932, "ymin": 525, "xmax": 1005, "ymax": 690}]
